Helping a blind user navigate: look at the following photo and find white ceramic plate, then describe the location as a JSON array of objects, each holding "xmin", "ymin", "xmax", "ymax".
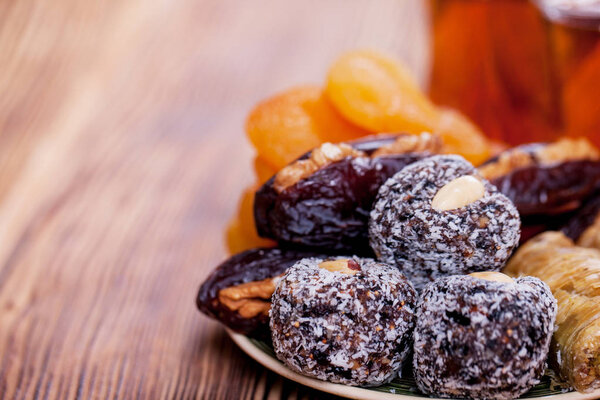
[{"xmin": 228, "ymin": 329, "xmax": 600, "ymax": 400}]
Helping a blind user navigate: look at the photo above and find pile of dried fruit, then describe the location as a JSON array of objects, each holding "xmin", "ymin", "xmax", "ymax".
[
  {"xmin": 200, "ymin": 48, "xmax": 600, "ymax": 397},
  {"xmin": 228, "ymin": 50, "xmax": 495, "ymax": 254}
]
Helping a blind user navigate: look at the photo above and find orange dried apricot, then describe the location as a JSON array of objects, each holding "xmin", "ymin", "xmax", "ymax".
[
  {"xmin": 325, "ymin": 50, "xmax": 493, "ymax": 165},
  {"xmin": 435, "ymin": 108, "xmax": 492, "ymax": 166},
  {"xmin": 247, "ymin": 87, "xmax": 323, "ymax": 170},
  {"xmin": 325, "ymin": 50, "xmax": 439, "ymax": 133},
  {"xmin": 225, "ymin": 218, "xmax": 274, "ymax": 255},
  {"xmin": 225, "ymin": 185, "xmax": 275, "ymax": 254},
  {"xmin": 238, "ymin": 185, "xmax": 262, "ymax": 239},
  {"xmin": 246, "ymin": 86, "xmax": 367, "ymax": 170},
  {"xmin": 254, "ymin": 156, "xmax": 278, "ymax": 183},
  {"xmin": 308, "ymin": 91, "xmax": 368, "ymax": 143}
]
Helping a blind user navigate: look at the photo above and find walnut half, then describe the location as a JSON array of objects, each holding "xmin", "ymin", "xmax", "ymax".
[
  {"xmin": 218, "ymin": 276, "xmax": 281, "ymax": 318},
  {"xmin": 273, "ymin": 142, "xmax": 365, "ymax": 192},
  {"xmin": 479, "ymin": 138, "xmax": 600, "ymax": 181},
  {"xmin": 371, "ymin": 132, "xmax": 443, "ymax": 158}
]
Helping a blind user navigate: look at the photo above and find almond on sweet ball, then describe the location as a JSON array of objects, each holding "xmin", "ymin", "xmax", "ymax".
[
  {"xmin": 431, "ymin": 175, "xmax": 485, "ymax": 211},
  {"xmin": 246, "ymin": 86, "xmax": 367, "ymax": 170},
  {"xmin": 318, "ymin": 258, "xmax": 361, "ymax": 275},
  {"xmin": 469, "ymin": 271, "xmax": 514, "ymax": 283}
]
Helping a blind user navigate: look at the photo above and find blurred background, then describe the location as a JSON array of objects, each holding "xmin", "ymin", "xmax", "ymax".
[{"xmin": 0, "ymin": 1, "xmax": 428, "ymax": 399}]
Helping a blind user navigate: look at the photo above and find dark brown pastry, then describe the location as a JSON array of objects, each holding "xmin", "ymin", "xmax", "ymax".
[
  {"xmin": 254, "ymin": 133, "xmax": 443, "ymax": 253},
  {"xmin": 196, "ymin": 247, "xmax": 325, "ymax": 338},
  {"xmin": 479, "ymin": 138, "xmax": 600, "ymax": 216}
]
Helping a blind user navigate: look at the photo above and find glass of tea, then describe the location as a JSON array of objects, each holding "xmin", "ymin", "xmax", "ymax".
[{"xmin": 428, "ymin": 0, "xmax": 600, "ymax": 146}]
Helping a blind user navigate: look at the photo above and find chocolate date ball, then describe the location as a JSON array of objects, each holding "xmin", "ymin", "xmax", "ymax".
[
  {"xmin": 413, "ymin": 272, "xmax": 557, "ymax": 400},
  {"xmin": 270, "ymin": 257, "xmax": 416, "ymax": 386},
  {"xmin": 369, "ymin": 155, "xmax": 520, "ymax": 290}
]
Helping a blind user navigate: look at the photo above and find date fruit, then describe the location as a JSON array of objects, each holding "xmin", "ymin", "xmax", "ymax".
[
  {"xmin": 196, "ymin": 247, "xmax": 325, "ymax": 338},
  {"xmin": 326, "ymin": 49, "xmax": 438, "ymax": 133},
  {"xmin": 562, "ymin": 193, "xmax": 600, "ymax": 247},
  {"xmin": 254, "ymin": 133, "xmax": 442, "ymax": 252},
  {"xmin": 479, "ymin": 138, "xmax": 600, "ymax": 216}
]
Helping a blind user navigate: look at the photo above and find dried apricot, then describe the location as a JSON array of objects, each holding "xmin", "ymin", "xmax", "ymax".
[
  {"xmin": 246, "ymin": 86, "xmax": 368, "ymax": 170},
  {"xmin": 253, "ymin": 156, "xmax": 278, "ymax": 184},
  {"xmin": 308, "ymin": 91, "xmax": 368, "ymax": 143},
  {"xmin": 226, "ymin": 185, "xmax": 275, "ymax": 254},
  {"xmin": 435, "ymin": 109, "xmax": 492, "ymax": 166},
  {"xmin": 325, "ymin": 50, "xmax": 492, "ymax": 165},
  {"xmin": 325, "ymin": 50, "xmax": 439, "ymax": 133},
  {"xmin": 225, "ymin": 219, "xmax": 274, "ymax": 255}
]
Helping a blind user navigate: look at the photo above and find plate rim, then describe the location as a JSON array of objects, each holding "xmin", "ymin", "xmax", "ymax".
[{"xmin": 227, "ymin": 329, "xmax": 600, "ymax": 400}]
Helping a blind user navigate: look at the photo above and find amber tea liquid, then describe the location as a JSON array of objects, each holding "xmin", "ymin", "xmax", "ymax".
[{"xmin": 429, "ymin": 0, "xmax": 600, "ymax": 146}]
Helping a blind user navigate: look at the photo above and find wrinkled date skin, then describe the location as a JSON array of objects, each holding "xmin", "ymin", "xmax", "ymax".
[
  {"xmin": 254, "ymin": 136, "xmax": 432, "ymax": 253},
  {"xmin": 483, "ymin": 144, "xmax": 600, "ymax": 216},
  {"xmin": 562, "ymin": 193, "xmax": 600, "ymax": 241},
  {"xmin": 196, "ymin": 247, "xmax": 325, "ymax": 338},
  {"xmin": 520, "ymin": 213, "xmax": 576, "ymax": 244}
]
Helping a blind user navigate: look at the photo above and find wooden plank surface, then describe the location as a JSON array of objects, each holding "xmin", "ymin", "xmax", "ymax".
[{"xmin": 0, "ymin": 1, "xmax": 428, "ymax": 398}]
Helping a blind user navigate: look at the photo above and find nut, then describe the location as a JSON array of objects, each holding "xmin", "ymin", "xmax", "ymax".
[
  {"xmin": 273, "ymin": 143, "xmax": 365, "ymax": 192},
  {"xmin": 318, "ymin": 258, "xmax": 361, "ymax": 275},
  {"xmin": 479, "ymin": 138, "xmax": 600, "ymax": 181},
  {"xmin": 431, "ymin": 175, "xmax": 485, "ymax": 211},
  {"xmin": 371, "ymin": 132, "xmax": 443, "ymax": 158},
  {"xmin": 478, "ymin": 149, "xmax": 533, "ymax": 180},
  {"xmin": 537, "ymin": 137, "xmax": 599, "ymax": 164},
  {"xmin": 469, "ymin": 271, "xmax": 514, "ymax": 283},
  {"xmin": 218, "ymin": 276, "xmax": 279, "ymax": 318}
]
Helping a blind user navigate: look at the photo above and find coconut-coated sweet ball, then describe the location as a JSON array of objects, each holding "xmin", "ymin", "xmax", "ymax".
[
  {"xmin": 413, "ymin": 272, "xmax": 557, "ymax": 400},
  {"xmin": 369, "ymin": 155, "xmax": 520, "ymax": 290},
  {"xmin": 270, "ymin": 257, "xmax": 416, "ymax": 387}
]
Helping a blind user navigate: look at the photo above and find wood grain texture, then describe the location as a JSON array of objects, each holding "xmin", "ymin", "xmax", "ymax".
[{"xmin": 0, "ymin": 1, "xmax": 428, "ymax": 399}]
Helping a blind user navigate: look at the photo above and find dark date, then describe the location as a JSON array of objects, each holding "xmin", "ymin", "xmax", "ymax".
[
  {"xmin": 562, "ymin": 192, "xmax": 600, "ymax": 241},
  {"xmin": 196, "ymin": 247, "xmax": 325, "ymax": 338},
  {"xmin": 480, "ymin": 142, "xmax": 600, "ymax": 216},
  {"xmin": 490, "ymin": 160, "xmax": 600, "ymax": 216},
  {"xmin": 254, "ymin": 135, "xmax": 435, "ymax": 252}
]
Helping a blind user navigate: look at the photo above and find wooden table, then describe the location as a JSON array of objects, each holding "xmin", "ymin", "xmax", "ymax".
[{"xmin": 0, "ymin": 1, "xmax": 428, "ymax": 398}]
